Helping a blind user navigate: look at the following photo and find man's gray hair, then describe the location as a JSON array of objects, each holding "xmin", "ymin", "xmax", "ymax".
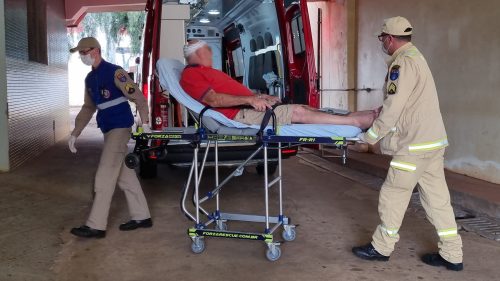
[{"xmin": 183, "ymin": 40, "xmax": 208, "ymax": 58}]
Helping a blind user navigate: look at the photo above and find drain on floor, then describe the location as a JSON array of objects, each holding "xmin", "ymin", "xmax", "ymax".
[{"xmin": 458, "ymin": 217, "xmax": 500, "ymax": 241}]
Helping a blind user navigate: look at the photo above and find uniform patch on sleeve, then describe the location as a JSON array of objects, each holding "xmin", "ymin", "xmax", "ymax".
[
  {"xmin": 388, "ymin": 82, "xmax": 397, "ymax": 95},
  {"xmin": 390, "ymin": 65, "xmax": 400, "ymax": 81},
  {"xmin": 125, "ymin": 83, "xmax": 136, "ymax": 94},
  {"xmin": 116, "ymin": 72, "xmax": 127, "ymax": 82}
]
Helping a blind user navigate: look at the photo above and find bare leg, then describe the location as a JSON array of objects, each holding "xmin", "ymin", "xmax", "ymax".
[
  {"xmin": 290, "ymin": 105, "xmax": 375, "ymax": 129},
  {"xmin": 349, "ymin": 110, "xmax": 374, "ymax": 117}
]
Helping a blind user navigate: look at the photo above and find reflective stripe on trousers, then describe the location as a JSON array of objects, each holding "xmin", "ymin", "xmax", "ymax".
[
  {"xmin": 390, "ymin": 161, "xmax": 417, "ymax": 172},
  {"xmin": 380, "ymin": 225, "xmax": 399, "ymax": 237},
  {"xmin": 438, "ymin": 228, "xmax": 458, "ymax": 238}
]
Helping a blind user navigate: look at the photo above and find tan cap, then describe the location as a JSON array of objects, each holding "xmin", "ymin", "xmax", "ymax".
[
  {"xmin": 69, "ymin": 37, "xmax": 101, "ymax": 53},
  {"xmin": 378, "ymin": 16, "xmax": 413, "ymax": 36}
]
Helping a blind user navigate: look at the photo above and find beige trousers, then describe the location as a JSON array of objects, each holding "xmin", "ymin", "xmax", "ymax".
[
  {"xmin": 86, "ymin": 128, "xmax": 151, "ymax": 230},
  {"xmin": 371, "ymin": 149, "xmax": 463, "ymax": 263},
  {"xmin": 233, "ymin": 105, "xmax": 294, "ymax": 125}
]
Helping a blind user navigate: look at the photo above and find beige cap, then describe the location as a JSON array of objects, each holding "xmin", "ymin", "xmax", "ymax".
[
  {"xmin": 378, "ymin": 16, "xmax": 413, "ymax": 36},
  {"xmin": 69, "ymin": 37, "xmax": 101, "ymax": 53}
]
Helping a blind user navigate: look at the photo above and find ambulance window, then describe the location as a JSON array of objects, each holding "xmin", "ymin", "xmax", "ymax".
[
  {"xmin": 291, "ymin": 14, "xmax": 305, "ymax": 55},
  {"xmin": 232, "ymin": 47, "xmax": 245, "ymax": 78}
]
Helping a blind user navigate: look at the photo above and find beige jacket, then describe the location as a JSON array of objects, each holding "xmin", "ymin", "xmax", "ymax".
[{"xmin": 361, "ymin": 42, "xmax": 448, "ymax": 156}]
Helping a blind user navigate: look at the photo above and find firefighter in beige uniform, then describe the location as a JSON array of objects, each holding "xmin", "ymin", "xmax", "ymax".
[
  {"xmin": 352, "ymin": 17, "xmax": 463, "ymax": 271},
  {"xmin": 68, "ymin": 37, "xmax": 153, "ymax": 238}
]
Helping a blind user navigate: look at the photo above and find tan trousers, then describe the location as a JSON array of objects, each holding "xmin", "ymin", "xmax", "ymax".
[
  {"xmin": 233, "ymin": 105, "xmax": 294, "ymax": 125},
  {"xmin": 86, "ymin": 128, "xmax": 151, "ymax": 230},
  {"xmin": 371, "ymin": 149, "xmax": 463, "ymax": 263}
]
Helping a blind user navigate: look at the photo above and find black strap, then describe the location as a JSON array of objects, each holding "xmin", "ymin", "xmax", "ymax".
[
  {"xmin": 258, "ymin": 105, "xmax": 278, "ymax": 135},
  {"xmin": 198, "ymin": 106, "xmax": 212, "ymax": 129}
]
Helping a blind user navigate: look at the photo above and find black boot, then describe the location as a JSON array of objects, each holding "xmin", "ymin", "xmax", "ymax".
[
  {"xmin": 421, "ymin": 253, "xmax": 463, "ymax": 271},
  {"xmin": 70, "ymin": 225, "xmax": 106, "ymax": 238},
  {"xmin": 352, "ymin": 243, "xmax": 390, "ymax": 261}
]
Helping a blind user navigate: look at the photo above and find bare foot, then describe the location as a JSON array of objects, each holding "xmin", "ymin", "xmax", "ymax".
[
  {"xmin": 349, "ymin": 110, "xmax": 371, "ymax": 117},
  {"xmin": 350, "ymin": 108, "xmax": 381, "ymax": 119},
  {"xmin": 353, "ymin": 113, "xmax": 375, "ymax": 129}
]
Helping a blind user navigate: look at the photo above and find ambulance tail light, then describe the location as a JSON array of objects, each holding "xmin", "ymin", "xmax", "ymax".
[
  {"xmin": 281, "ymin": 148, "xmax": 298, "ymax": 157},
  {"xmin": 142, "ymin": 83, "xmax": 149, "ymax": 98}
]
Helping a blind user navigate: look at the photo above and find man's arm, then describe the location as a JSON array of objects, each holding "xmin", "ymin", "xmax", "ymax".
[
  {"xmin": 362, "ymin": 57, "xmax": 417, "ymax": 144},
  {"xmin": 71, "ymin": 88, "xmax": 97, "ymax": 137},
  {"xmin": 114, "ymin": 69, "xmax": 150, "ymax": 124},
  {"xmin": 202, "ymin": 89, "xmax": 275, "ymax": 112}
]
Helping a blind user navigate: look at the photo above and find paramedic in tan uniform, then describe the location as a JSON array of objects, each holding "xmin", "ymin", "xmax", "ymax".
[
  {"xmin": 68, "ymin": 37, "xmax": 153, "ymax": 238},
  {"xmin": 351, "ymin": 17, "xmax": 463, "ymax": 271}
]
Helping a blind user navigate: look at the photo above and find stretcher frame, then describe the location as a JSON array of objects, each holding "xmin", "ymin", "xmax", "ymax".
[
  {"xmin": 130, "ymin": 122, "xmax": 358, "ymax": 261},
  {"xmin": 131, "ymin": 58, "xmax": 361, "ymax": 260}
]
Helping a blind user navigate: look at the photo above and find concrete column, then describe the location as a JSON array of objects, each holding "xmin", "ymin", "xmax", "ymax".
[{"xmin": 0, "ymin": 0, "xmax": 9, "ymax": 172}]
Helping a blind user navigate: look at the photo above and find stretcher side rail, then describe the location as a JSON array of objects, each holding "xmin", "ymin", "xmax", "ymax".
[{"xmin": 148, "ymin": 58, "xmax": 365, "ymax": 261}]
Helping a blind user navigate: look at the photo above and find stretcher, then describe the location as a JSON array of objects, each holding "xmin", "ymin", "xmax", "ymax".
[{"xmin": 127, "ymin": 59, "xmax": 361, "ymax": 261}]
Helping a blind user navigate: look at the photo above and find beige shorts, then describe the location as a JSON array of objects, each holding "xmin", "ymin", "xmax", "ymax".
[{"xmin": 233, "ymin": 105, "xmax": 293, "ymax": 125}]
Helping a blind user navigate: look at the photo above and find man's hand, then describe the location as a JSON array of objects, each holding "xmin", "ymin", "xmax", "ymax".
[
  {"xmin": 68, "ymin": 135, "xmax": 77, "ymax": 153},
  {"xmin": 249, "ymin": 95, "xmax": 273, "ymax": 112},
  {"xmin": 259, "ymin": 94, "xmax": 281, "ymax": 106}
]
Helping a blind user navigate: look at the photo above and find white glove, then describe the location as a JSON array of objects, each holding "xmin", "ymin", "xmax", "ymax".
[
  {"xmin": 141, "ymin": 124, "xmax": 152, "ymax": 133},
  {"xmin": 68, "ymin": 135, "xmax": 77, "ymax": 153}
]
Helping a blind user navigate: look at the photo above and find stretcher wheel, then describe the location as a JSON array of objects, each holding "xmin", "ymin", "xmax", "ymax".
[
  {"xmin": 125, "ymin": 153, "xmax": 140, "ymax": 169},
  {"xmin": 265, "ymin": 245, "xmax": 281, "ymax": 261},
  {"xmin": 215, "ymin": 221, "xmax": 228, "ymax": 231},
  {"xmin": 256, "ymin": 163, "xmax": 277, "ymax": 175},
  {"xmin": 281, "ymin": 227, "xmax": 296, "ymax": 242},
  {"xmin": 191, "ymin": 237, "xmax": 205, "ymax": 254}
]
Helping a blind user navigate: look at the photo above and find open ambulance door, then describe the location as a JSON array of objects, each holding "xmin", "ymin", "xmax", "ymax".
[{"xmin": 277, "ymin": 0, "xmax": 319, "ymax": 108}]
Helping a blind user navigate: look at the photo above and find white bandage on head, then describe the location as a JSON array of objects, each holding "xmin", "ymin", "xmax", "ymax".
[{"xmin": 183, "ymin": 40, "xmax": 208, "ymax": 58}]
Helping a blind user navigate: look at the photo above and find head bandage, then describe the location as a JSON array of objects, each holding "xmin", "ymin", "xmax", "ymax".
[{"xmin": 183, "ymin": 40, "xmax": 208, "ymax": 58}]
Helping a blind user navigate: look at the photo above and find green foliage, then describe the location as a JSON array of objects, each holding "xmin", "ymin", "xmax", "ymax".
[{"xmin": 70, "ymin": 11, "xmax": 146, "ymax": 66}]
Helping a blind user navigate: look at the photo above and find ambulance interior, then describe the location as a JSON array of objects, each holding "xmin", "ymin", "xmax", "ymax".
[
  {"xmin": 140, "ymin": 0, "xmax": 309, "ymax": 177},
  {"xmin": 161, "ymin": 0, "xmax": 302, "ymax": 102}
]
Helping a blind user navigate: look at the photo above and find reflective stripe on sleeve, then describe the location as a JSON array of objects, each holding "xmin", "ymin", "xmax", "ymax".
[
  {"xmin": 390, "ymin": 161, "xmax": 417, "ymax": 172},
  {"xmin": 380, "ymin": 225, "xmax": 399, "ymax": 237},
  {"xmin": 438, "ymin": 228, "xmax": 458, "ymax": 238},
  {"xmin": 97, "ymin": 96, "xmax": 128, "ymax": 110},
  {"xmin": 367, "ymin": 128, "xmax": 378, "ymax": 139},
  {"xmin": 409, "ymin": 138, "xmax": 448, "ymax": 152}
]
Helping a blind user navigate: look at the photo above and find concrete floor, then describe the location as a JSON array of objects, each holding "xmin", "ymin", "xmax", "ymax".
[{"xmin": 1, "ymin": 119, "xmax": 500, "ymax": 281}]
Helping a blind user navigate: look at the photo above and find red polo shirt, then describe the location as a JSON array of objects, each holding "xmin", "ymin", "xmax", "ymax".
[{"xmin": 180, "ymin": 65, "xmax": 254, "ymax": 119}]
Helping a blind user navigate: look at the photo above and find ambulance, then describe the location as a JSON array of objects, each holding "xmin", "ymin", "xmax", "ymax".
[{"xmin": 137, "ymin": 0, "xmax": 319, "ymax": 177}]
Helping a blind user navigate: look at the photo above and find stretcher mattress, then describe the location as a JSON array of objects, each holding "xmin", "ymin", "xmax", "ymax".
[{"xmin": 156, "ymin": 58, "xmax": 361, "ymax": 138}]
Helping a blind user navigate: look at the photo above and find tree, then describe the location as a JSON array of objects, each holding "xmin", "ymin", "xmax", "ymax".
[{"xmin": 67, "ymin": 11, "xmax": 146, "ymax": 68}]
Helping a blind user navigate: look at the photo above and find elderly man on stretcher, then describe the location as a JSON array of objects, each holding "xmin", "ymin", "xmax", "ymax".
[{"xmin": 180, "ymin": 40, "xmax": 377, "ymax": 129}]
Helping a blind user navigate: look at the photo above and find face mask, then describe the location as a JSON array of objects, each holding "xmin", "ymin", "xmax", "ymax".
[
  {"xmin": 381, "ymin": 36, "xmax": 392, "ymax": 55},
  {"xmin": 80, "ymin": 54, "xmax": 95, "ymax": 66}
]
